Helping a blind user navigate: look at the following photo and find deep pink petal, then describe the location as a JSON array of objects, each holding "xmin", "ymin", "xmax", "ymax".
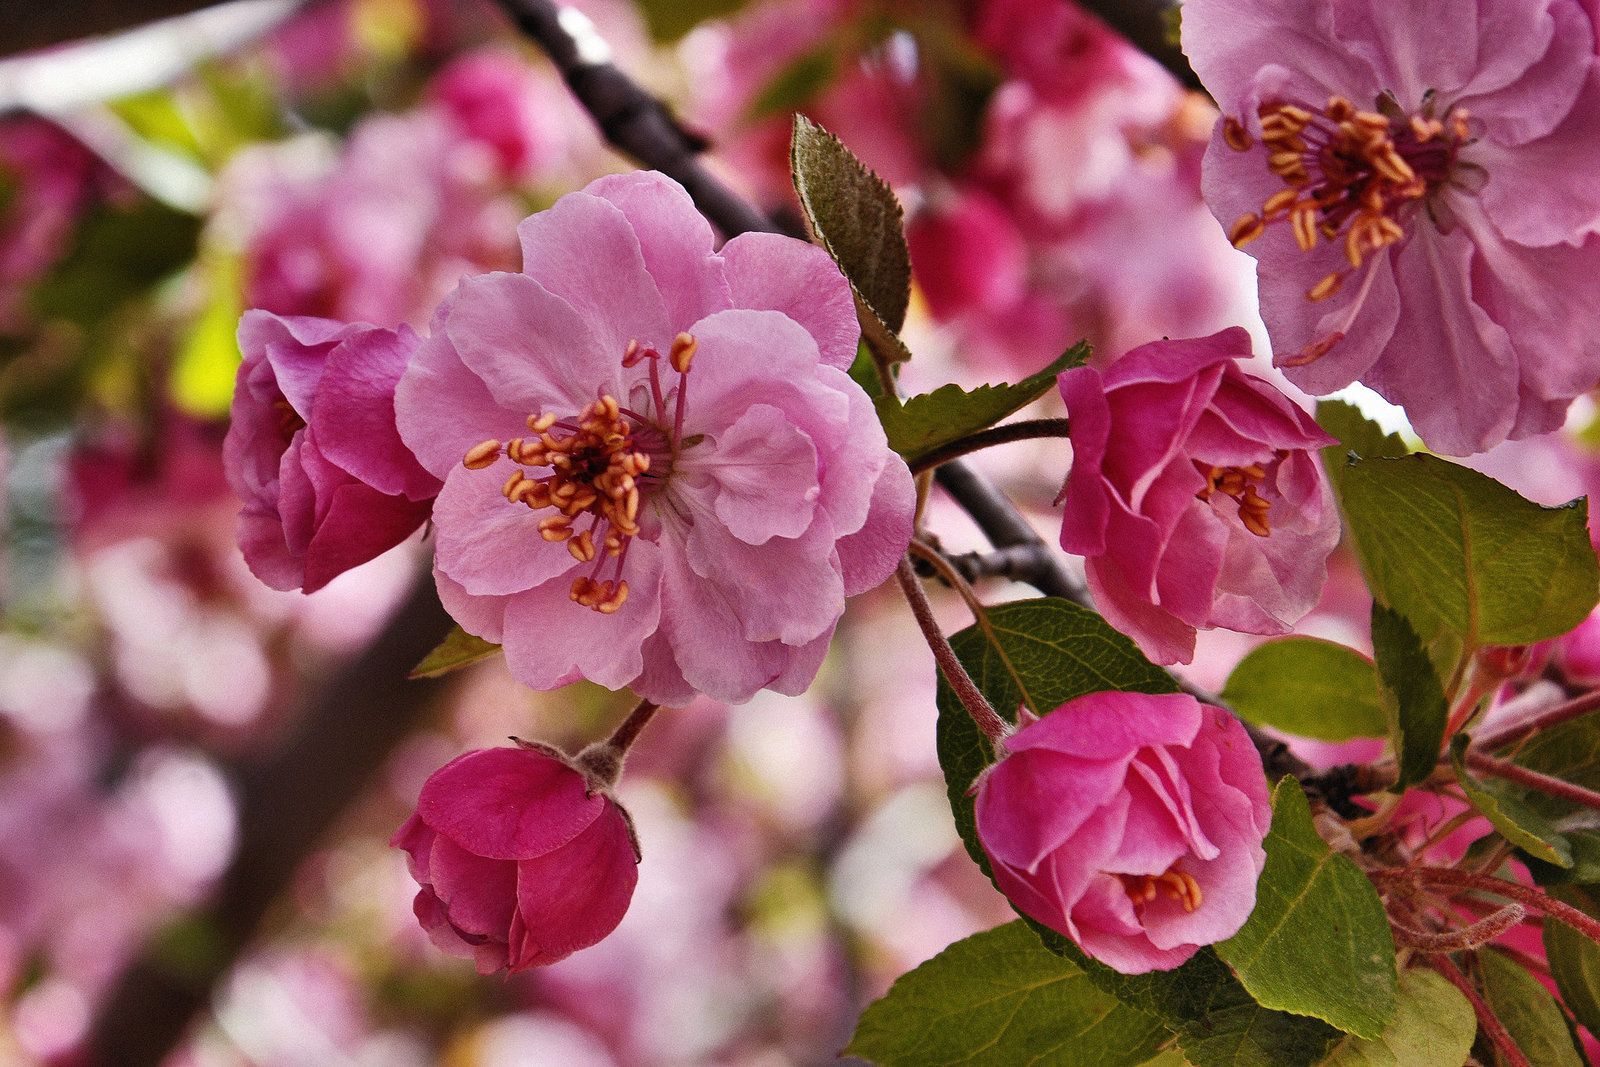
[
  {"xmin": 417, "ymin": 747, "xmax": 604, "ymax": 861},
  {"xmin": 509, "ymin": 802, "xmax": 639, "ymax": 971},
  {"xmin": 428, "ymin": 835, "xmax": 519, "ymax": 938}
]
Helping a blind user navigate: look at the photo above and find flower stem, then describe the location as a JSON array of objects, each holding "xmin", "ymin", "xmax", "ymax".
[
  {"xmin": 1464, "ymin": 749, "xmax": 1600, "ymax": 813},
  {"xmin": 606, "ymin": 697, "xmax": 661, "ymax": 754},
  {"xmin": 1471, "ymin": 685, "xmax": 1600, "ymax": 753},
  {"xmin": 893, "ymin": 555, "xmax": 1009, "ymax": 747},
  {"xmin": 1374, "ymin": 866, "xmax": 1600, "ymax": 946},
  {"xmin": 909, "ymin": 418, "xmax": 1072, "ymax": 475}
]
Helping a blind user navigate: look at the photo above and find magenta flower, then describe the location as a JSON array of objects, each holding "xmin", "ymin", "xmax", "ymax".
[
  {"xmin": 975, "ymin": 692, "xmax": 1271, "ymax": 973},
  {"xmin": 1057, "ymin": 328, "xmax": 1339, "ymax": 665},
  {"xmin": 392, "ymin": 745, "xmax": 639, "ymax": 973},
  {"xmin": 395, "ymin": 171, "xmax": 915, "ymax": 706},
  {"xmin": 1185, "ymin": 0, "xmax": 1600, "ymax": 455},
  {"xmin": 224, "ymin": 311, "xmax": 440, "ymax": 592}
]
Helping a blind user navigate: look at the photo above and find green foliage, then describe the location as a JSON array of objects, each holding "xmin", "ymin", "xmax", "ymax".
[
  {"xmin": 1340, "ymin": 455, "xmax": 1599, "ymax": 666},
  {"xmin": 1216, "ymin": 780, "xmax": 1397, "ymax": 1039},
  {"xmin": 1369, "ymin": 604, "xmax": 1449, "ymax": 790},
  {"xmin": 1315, "ymin": 400, "xmax": 1409, "ymax": 501},
  {"xmin": 1320, "ymin": 969, "xmax": 1475, "ymax": 1067},
  {"xmin": 1513, "ymin": 711, "xmax": 1600, "ymax": 821},
  {"xmin": 1450, "ymin": 735, "xmax": 1572, "ymax": 868},
  {"xmin": 1478, "ymin": 946, "xmax": 1586, "ymax": 1067},
  {"xmin": 749, "ymin": 45, "xmax": 838, "ymax": 121},
  {"xmin": 1527, "ymin": 830, "xmax": 1600, "ymax": 886},
  {"xmin": 172, "ymin": 254, "xmax": 244, "ymax": 418},
  {"xmin": 1220, "ymin": 637, "xmax": 1386, "ymax": 741},
  {"xmin": 877, "ymin": 342, "xmax": 1088, "ymax": 466},
  {"xmin": 634, "ymin": 0, "xmax": 753, "ymax": 40},
  {"xmin": 410, "ymin": 625, "xmax": 502, "ymax": 679},
  {"xmin": 791, "ymin": 116, "xmax": 913, "ymax": 369},
  {"xmin": 1545, "ymin": 885, "xmax": 1600, "ymax": 1041},
  {"xmin": 932, "ymin": 599, "xmax": 1339, "ymax": 1067},
  {"xmin": 845, "ymin": 920, "xmax": 1169, "ymax": 1067}
]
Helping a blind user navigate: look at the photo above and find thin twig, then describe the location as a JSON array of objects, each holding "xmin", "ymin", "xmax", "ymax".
[
  {"xmin": 1428, "ymin": 955, "xmax": 1531, "ymax": 1067},
  {"xmin": 1465, "ymin": 750, "xmax": 1600, "ymax": 814},
  {"xmin": 1472, "ymin": 686, "xmax": 1600, "ymax": 754},
  {"xmin": 1374, "ymin": 866, "xmax": 1600, "ymax": 946},
  {"xmin": 893, "ymin": 555, "xmax": 1009, "ymax": 747},
  {"xmin": 909, "ymin": 418, "xmax": 1072, "ymax": 475}
]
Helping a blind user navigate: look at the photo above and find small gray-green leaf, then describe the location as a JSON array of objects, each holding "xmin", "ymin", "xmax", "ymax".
[
  {"xmin": 1216, "ymin": 779, "xmax": 1397, "ymax": 1038},
  {"xmin": 1450, "ymin": 735, "xmax": 1572, "ymax": 867},
  {"xmin": 1479, "ymin": 946, "xmax": 1586, "ymax": 1067},
  {"xmin": 1370, "ymin": 604, "xmax": 1449, "ymax": 791},
  {"xmin": 409, "ymin": 625, "xmax": 501, "ymax": 679},
  {"xmin": 878, "ymin": 342, "xmax": 1089, "ymax": 464},
  {"xmin": 1220, "ymin": 637, "xmax": 1386, "ymax": 741},
  {"xmin": 1340, "ymin": 454, "xmax": 1599, "ymax": 656},
  {"xmin": 791, "ymin": 115, "xmax": 911, "ymax": 350},
  {"xmin": 844, "ymin": 920, "xmax": 1169, "ymax": 1067},
  {"xmin": 1545, "ymin": 885, "xmax": 1600, "ymax": 1040},
  {"xmin": 1321, "ymin": 969, "xmax": 1474, "ymax": 1067}
]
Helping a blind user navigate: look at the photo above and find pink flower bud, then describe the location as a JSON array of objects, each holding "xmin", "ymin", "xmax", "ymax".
[
  {"xmin": 224, "ymin": 311, "xmax": 441, "ymax": 592},
  {"xmin": 1057, "ymin": 327, "xmax": 1340, "ymax": 664},
  {"xmin": 391, "ymin": 745, "xmax": 640, "ymax": 974},
  {"xmin": 975, "ymin": 692, "xmax": 1271, "ymax": 973}
]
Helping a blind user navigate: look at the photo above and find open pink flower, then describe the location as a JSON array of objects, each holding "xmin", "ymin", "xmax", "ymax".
[
  {"xmin": 392, "ymin": 745, "xmax": 639, "ymax": 973},
  {"xmin": 1185, "ymin": 0, "xmax": 1600, "ymax": 455},
  {"xmin": 395, "ymin": 171, "xmax": 914, "ymax": 706},
  {"xmin": 1057, "ymin": 328, "xmax": 1339, "ymax": 665},
  {"xmin": 225, "ymin": 311, "xmax": 440, "ymax": 592},
  {"xmin": 975, "ymin": 692, "xmax": 1271, "ymax": 973}
]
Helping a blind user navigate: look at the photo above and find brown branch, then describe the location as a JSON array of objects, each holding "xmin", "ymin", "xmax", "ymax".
[
  {"xmin": 1472, "ymin": 686, "xmax": 1600, "ymax": 754},
  {"xmin": 1465, "ymin": 750, "xmax": 1600, "ymax": 814}
]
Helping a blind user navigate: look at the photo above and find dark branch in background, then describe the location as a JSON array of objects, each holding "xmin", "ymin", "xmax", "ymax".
[
  {"xmin": 0, "ymin": 0, "xmax": 247, "ymax": 60},
  {"xmin": 1076, "ymin": 0, "xmax": 1199, "ymax": 91},
  {"xmin": 85, "ymin": 575, "xmax": 454, "ymax": 1067}
]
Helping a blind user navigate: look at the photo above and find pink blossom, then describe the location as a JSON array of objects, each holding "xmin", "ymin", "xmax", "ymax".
[
  {"xmin": 425, "ymin": 47, "xmax": 581, "ymax": 184},
  {"xmin": 395, "ymin": 171, "xmax": 914, "ymax": 706},
  {"xmin": 392, "ymin": 745, "xmax": 639, "ymax": 973},
  {"xmin": 1057, "ymin": 328, "xmax": 1340, "ymax": 665},
  {"xmin": 224, "ymin": 311, "xmax": 440, "ymax": 593},
  {"xmin": 975, "ymin": 692, "xmax": 1271, "ymax": 973},
  {"xmin": 1186, "ymin": 0, "xmax": 1600, "ymax": 455}
]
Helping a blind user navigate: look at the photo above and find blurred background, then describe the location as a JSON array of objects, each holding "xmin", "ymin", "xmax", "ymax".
[{"xmin": 0, "ymin": 0, "xmax": 1533, "ymax": 1063}]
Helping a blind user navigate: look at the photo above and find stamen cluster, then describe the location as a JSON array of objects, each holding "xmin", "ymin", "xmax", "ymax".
[
  {"xmin": 1118, "ymin": 868, "xmax": 1204, "ymax": 914},
  {"xmin": 1192, "ymin": 458, "xmax": 1276, "ymax": 537}
]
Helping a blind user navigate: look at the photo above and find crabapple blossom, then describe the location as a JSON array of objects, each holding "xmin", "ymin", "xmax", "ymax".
[
  {"xmin": 1056, "ymin": 328, "xmax": 1340, "ymax": 665},
  {"xmin": 392, "ymin": 744, "xmax": 639, "ymax": 973},
  {"xmin": 224, "ymin": 311, "xmax": 440, "ymax": 593},
  {"xmin": 975, "ymin": 691, "xmax": 1271, "ymax": 973},
  {"xmin": 395, "ymin": 170, "xmax": 915, "ymax": 706},
  {"xmin": 1186, "ymin": 0, "xmax": 1600, "ymax": 454}
]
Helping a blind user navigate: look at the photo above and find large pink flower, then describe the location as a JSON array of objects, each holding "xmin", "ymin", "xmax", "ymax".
[
  {"xmin": 976, "ymin": 692, "xmax": 1272, "ymax": 973},
  {"xmin": 225, "ymin": 311, "xmax": 440, "ymax": 592},
  {"xmin": 392, "ymin": 745, "xmax": 639, "ymax": 973},
  {"xmin": 1185, "ymin": 0, "xmax": 1600, "ymax": 455},
  {"xmin": 1057, "ymin": 328, "xmax": 1339, "ymax": 665},
  {"xmin": 395, "ymin": 171, "xmax": 915, "ymax": 706}
]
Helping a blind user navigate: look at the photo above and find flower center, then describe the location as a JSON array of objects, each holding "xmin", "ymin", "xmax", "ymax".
[
  {"xmin": 1116, "ymin": 866, "xmax": 1202, "ymax": 913},
  {"xmin": 1193, "ymin": 458, "xmax": 1274, "ymax": 537},
  {"xmin": 274, "ymin": 397, "xmax": 306, "ymax": 441},
  {"xmin": 460, "ymin": 333, "xmax": 697, "ymax": 614},
  {"xmin": 1223, "ymin": 95, "xmax": 1470, "ymax": 360}
]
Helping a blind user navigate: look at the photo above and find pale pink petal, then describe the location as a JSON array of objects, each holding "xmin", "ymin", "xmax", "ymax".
[
  {"xmin": 719, "ymin": 230, "xmax": 860, "ymax": 370},
  {"xmin": 586, "ymin": 171, "xmax": 729, "ymax": 332},
  {"xmin": 706, "ymin": 403, "xmax": 820, "ymax": 544}
]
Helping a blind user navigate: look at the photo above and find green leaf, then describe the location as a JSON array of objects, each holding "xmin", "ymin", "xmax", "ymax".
[
  {"xmin": 634, "ymin": 0, "xmax": 752, "ymax": 40},
  {"xmin": 1315, "ymin": 400, "xmax": 1410, "ymax": 502},
  {"xmin": 1479, "ymin": 946, "xmax": 1586, "ymax": 1067},
  {"xmin": 1216, "ymin": 779, "xmax": 1397, "ymax": 1038},
  {"xmin": 1321, "ymin": 968, "xmax": 1475, "ymax": 1067},
  {"xmin": 844, "ymin": 920, "xmax": 1169, "ymax": 1067},
  {"xmin": 1340, "ymin": 454, "xmax": 1599, "ymax": 658},
  {"xmin": 1545, "ymin": 885, "xmax": 1600, "ymax": 1040},
  {"xmin": 791, "ymin": 116, "xmax": 913, "ymax": 366},
  {"xmin": 1450, "ymin": 735, "xmax": 1572, "ymax": 867},
  {"xmin": 877, "ymin": 343, "xmax": 1089, "ymax": 465},
  {"xmin": 409, "ymin": 625, "xmax": 502, "ymax": 679},
  {"xmin": 1527, "ymin": 828, "xmax": 1600, "ymax": 886},
  {"xmin": 749, "ymin": 44, "xmax": 838, "ymax": 120},
  {"xmin": 1370, "ymin": 604, "xmax": 1449, "ymax": 791},
  {"xmin": 933, "ymin": 600, "xmax": 1339, "ymax": 1067},
  {"xmin": 1511, "ymin": 712, "xmax": 1600, "ymax": 821},
  {"xmin": 1220, "ymin": 637, "xmax": 1386, "ymax": 741},
  {"xmin": 171, "ymin": 254, "xmax": 243, "ymax": 418}
]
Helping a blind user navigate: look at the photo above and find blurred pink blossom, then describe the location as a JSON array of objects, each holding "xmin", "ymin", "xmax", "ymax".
[
  {"xmin": 392, "ymin": 744, "xmax": 639, "ymax": 973},
  {"xmin": 1187, "ymin": 0, "xmax": 1600, "ymax": 455},
  {"xmin": 1057, "ymin": 328, "xmax": 1340, "ymax": 665},
  {"xmin": 225, "ymin": 311, "xmax": 439, "ymax": 593},
  {"xmin": 975, "ymin": 692, "xmax": 1271, "ymax": 973},
  {"xmin": 396, "ymin": 171, "xmax": 914, "ymax": 705}
]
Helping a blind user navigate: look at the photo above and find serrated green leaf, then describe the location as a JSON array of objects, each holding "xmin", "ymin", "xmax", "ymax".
[
  {"xmin": 933, "ymin": 600, "xmax": 1337, "ymax": 1067},
  {"xmin": 1340, "ymin": 455, "xmax": 1599, "ymax": 659},
  {"xmin": 1220, "ymin": 638, "xmax": 1386, "ymax": 741},
  {"xmin": 1315, "ymin": 400, "xmax": 1409, "ymax": 503},
  {"xmin": 409, "ymin": 625, "xmax": 502, "ymax": 679},
  {"xmin": 1321, "ymin": 969, "xmax": 1474, "ymax": 1067},
  {"xmin": 876, "ymin": 343, "xmax": 1088, "ymax": 465},
  {"xmin": 1479, "ymin": 946, "xmax": 1586, "ymax": 1067},
  {"xmin": 1545, "ymin": 885, "xmax": 1600, "ymax": 1040},
  {"xmin": 1450, "ymin": 735, "xmax": 1571, "ymax": 867},
  {"xmin": 791, "ymin": 116, "xmax": 912, "ymax": 367},
  {"xmin": 1216, "ymin": 780, "xmax": 1397, "ymax": 1038},
  {"xmin": 1370, "ymin": 604, "xmax": 1449, "ymax": 791},
  {"xmin": 845, "ymin": 920, "xmax": 1169, "ymax": 1067},
  {"xmin": 1511, "ymin": 712, "xmax": 1600, "ymax": 823},
  {"xmin": 1139, "ymin": 1050, "xmax": 1192, "ymax": 1067}
]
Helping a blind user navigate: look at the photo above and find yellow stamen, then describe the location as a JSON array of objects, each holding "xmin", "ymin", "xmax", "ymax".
[{"xmin": 463, "ymin": 439, "xmax": 503, "ymax": 469}]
